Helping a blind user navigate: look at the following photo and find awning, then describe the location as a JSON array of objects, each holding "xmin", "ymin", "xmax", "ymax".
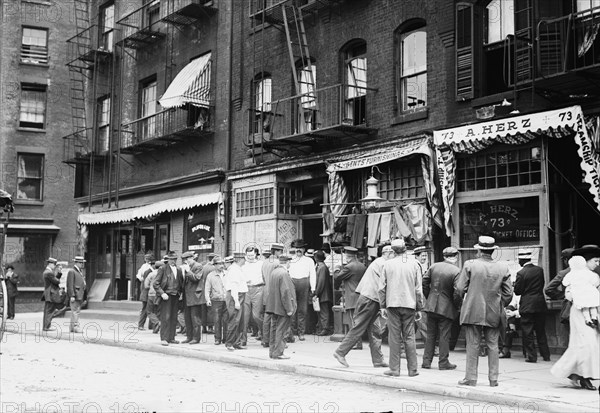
[
  {"xmin": 325, "ymin": 135, "xmax": 443, "ymax": 229},
  {"xmin": 433, "ymin": 105, "xmax": 600, "ymax": 235},
  {"xmin": 0, "ymin": 224, "xmax": 61, "ymax": 234},
  {"xmin": 159, "ymin": 53, "xmax": 211, "ymax": 109},
  {"xmin": 78, "ymin": 192, "xmax": 223, "ymax": 225}
]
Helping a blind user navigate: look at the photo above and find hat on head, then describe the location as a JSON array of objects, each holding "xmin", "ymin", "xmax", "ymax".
[
  {"xmin": 278, "ymin": 255, "xmax": 293, "ymax": 263},
  {"xmin": 381, "ymin": 245, "xmax": 393, "ymax": 254},
  {"xmin": 155, "ymin": 261, "xmax": 165, "ymax": 269},
  {"xmin": 233, "ymin": 252, "xmax": 246, "ymax": 260},
  {"xmin": 74, "ymin": 256, "xmax": 86, "ymax": 263},
  {"xmin": 206, "ymin": 252, "xmax": 217, "ymax": 259},
  {"xmin": 561, "ymin": 248, "xmax": 575, "ymax": 260},
  {"xmin": 391, "ymin": 239, "xmax": 405, "ymax": 249},
  {"xmin": 305, "ymin": 248, "xmax": 315, "ymax": 257},
  {"xmin": 181, "ymin": 251, "xmax": 194, "ymax": 259},
  {"xmin": 224, "ymin": 255, "xmax": 234, "ymax": 263},
  {"xmin": 212, "ymin": 256, "xmax": 224, "ymax": 264},
  {"xmin": 270, "ymin": 242, "xmax": 285, "ymax": 251},
  {"xmin": 291, "ymin": 239, "xmax": 307, "ymax": 248},
  {"xmin": 442, "ymin": 247, "xmax": 459, "ymax": 257},
  {"xmin": 144, "ymin": 253, "xmax": 155, "ymax": 260},
  {"xmin": 262, "ymin": 251, "xmax": 272, "ymax": 258},
  {"xmin": 413, "ymin": 246, "xmax": 430, "ymax": 255},
  {"xmin": 517, "ymin": 249, "xmax": 533, "ymax": 260},
  {"xmin": 165, "ymin": 251, "xmax": 178, "ymax": 260},
  {"xmin": 572, "ymin": 244, "xmax": 600, "ymax": 261},
  {"xmin": 343, "ymin": 246, "xmax": 358, "ymax": 255},
  {"xmin": 163, "ymin": 255, "xmax": 169, "ymax": 262},
  {"xmin": 314, "ymin": 250, "xmax": 326, "ymax": 261},
  {"xmin": 474, "ymin": 236, "xmax": 498, "ymax": 250},
  {"xmin": 46, "ymin": 257, "xmax": 58, "ymax": 264}
]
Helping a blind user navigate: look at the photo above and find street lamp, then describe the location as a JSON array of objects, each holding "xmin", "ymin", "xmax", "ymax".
[{"xmin": 359, "ymin": 167, "xmax": 385, "ymax": 211}]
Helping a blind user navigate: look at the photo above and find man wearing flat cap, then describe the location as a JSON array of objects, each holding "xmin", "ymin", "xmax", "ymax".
[
  {"xmin": 67, "ymin": 256, "xmax": 87, "ymax": 333},
  {"xmin": 421, "ymin": 247, "xmax": 462, "ymax": 370},
  {"xmin": 266, "ymin": 255, "xmax": 296, "ymax": 359},
  {"xmin": 288, "ymin": 239, "xmax": 316, "ymax": 341},
  {"xmin": 153, "ymin": 251, "xmax": 184, "ymax": 346},
  {"xmin": 205, "ymin": 256, "xmax": 228, "ymax": 344},
  {"xmin": 514, "ymin": 249, "xmax": 550, "ymax": 363},
  {"xmin": 42, "ymin": 257, "xmax": 61, "ymax": 331},
  {"xmin": 181, "ymin": 251, "xmax": 204, "ymax": 344},
  {"xmin": 334, "ymin": 246, "xmax": 366, "ymax": 346},
  {"xmin": 457, "ymin": 236, "xmax": 513, "ymax": 387}
]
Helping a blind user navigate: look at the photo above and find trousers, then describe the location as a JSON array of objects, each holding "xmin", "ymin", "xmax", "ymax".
[
  {"xmin": 291, "ymin": 278, "xmax": 309, "ymax": 336},
  {"xmin": 225, "ymin": 292, "xmax": 246, "ymax": 347},
  {"xmin": 159, "ymin": 295, "xmax": 179, "ymax": 342},
  {"xmin": 184, "ymin": 304, "xmax": 202, "ymax": 341},
  {"xmin": 69, "ymin": 299, "xmax": 82, "ymax": 332},
  {"xmin": 423, "ymin": 312, "xmax": 453, "ymax": 366},
  {"xmin": 520, "ymin": 312, "xmax": 551, "ymax": 361},
  {"xmin": 464, "ymin": 324, "xmax": 500, "ymax": 382},
  {"xmin": 43, "ymin": 301, "xmax": 58, "ymax": 330},
  {"xmin": 242, "ymin": 285, "xmax": 264, "ymax": 343},
  {"xmin": 138, "ymin": 300, "xmax": 148, "ymax": 329},
  {"xmin": 269, "ymin": 313, "xmax": 291, "ymax": 358},
  {"xmin": 336, "ymin": 295, "xmax": 384, "ymax": 364},
  {"xmin": 387, "ymin": 307, "xmax": 418, "ymax": 373}
]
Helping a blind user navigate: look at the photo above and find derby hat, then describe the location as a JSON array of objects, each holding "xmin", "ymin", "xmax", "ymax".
[
  {"xmin": 291, "ymin": 239, "xmax": 307, "ymax": 248},
  {"xmin": 165, "ymin": 251, "xmax": 178, "ymax": 260},
  {"xmin": 572, "ymin": 244, "xmax": 600, "ymax": 260},
  {"xmin": 474, "ymin": 236, "xmax": 498, "ymax": 250}
]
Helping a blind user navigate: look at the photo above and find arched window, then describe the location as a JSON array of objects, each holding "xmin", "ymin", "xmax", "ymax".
[
  {"xmin": 251, "ymin": 73, "xmax": 272, "ymax": 134},
  {"xmin": 396, "ymin": 21, "xmax": 427, "ymax": 112},
  {"xmin": 342, "ymin": 40, "xmax": 367, "ymax": 125}
]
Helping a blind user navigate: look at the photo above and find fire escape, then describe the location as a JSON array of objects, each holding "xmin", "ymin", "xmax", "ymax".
[
  {"xmin": 116, "ymin": 0, "xmax": 217, "ymax": 155},
  {"xmin": 247, "ymin": 0, "xmax": 377, "ymax": 157}
]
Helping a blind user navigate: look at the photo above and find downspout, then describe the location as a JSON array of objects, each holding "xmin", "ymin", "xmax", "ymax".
[{"xmin": 224, "ymin": 0, "xmax": 235, "ymax": 254}]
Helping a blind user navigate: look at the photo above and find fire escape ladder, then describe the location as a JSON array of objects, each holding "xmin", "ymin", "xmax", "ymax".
[{"xmin": 512, "ymin": 0, "xmax": 536, "ymax": 105}]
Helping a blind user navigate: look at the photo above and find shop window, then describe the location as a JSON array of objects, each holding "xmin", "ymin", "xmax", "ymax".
[
  {"xmin": 396, "ymin": 21, "xmax": 427, "ymax": 112},
  {"xmin": 378, "ymin": 162, "xmax": 425, "ymax": 201},
  {"xmin": 17, "ymin": 153, "xmax": 44, "ymax": 201},
  {"xmin": 278, "ymin": 186, "xmax": 298, "ymax": 215},
  {"xmin": 19, "ymin": 83, "xmax": 47, "ymax": 129},
  {"xmin": 251, "ymin": 74, "xmax": 272, "ymax": 134},
  {"xmin": 236, "ymin": 187, "xmax": 274, "ymax": 217},
  {"xmin": 456, "ymin": 146, "xmax": 541, "ymax": 192},
  {"xmin": 186, "ymin": 209, "xmax": 215, "ymax": 255},
  {"xmin": 342, "ymin": 40, "xmax": 367, "ymax": 125},
  {"xmin": 21, "ymin": 27, "xmax": 48, "ymax": 64}
]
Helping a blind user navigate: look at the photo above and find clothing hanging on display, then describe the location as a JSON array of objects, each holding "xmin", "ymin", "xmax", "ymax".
[{"xmin": 367, "ymin": 213, "xmax": 382, "ymax": 247}]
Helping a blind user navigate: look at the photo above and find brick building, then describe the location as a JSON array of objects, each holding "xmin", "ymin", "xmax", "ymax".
[{"xmin": 0, "ymin": 0, "xmax": 80, "ymax": 292}]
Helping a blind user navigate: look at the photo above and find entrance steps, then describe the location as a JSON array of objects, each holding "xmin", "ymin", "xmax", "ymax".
[{"xmin": 83, "ymin": 300, "xmax": 142, "ymax": 322}]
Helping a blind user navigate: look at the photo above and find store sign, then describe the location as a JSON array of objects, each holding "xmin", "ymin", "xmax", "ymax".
[
  {"xmin": 186, "ymin": 210, "xmax": 214, "ymax": 252},
  {"xmin": 459, "ymin": 197, "xmax": 539, "ymax": 245}
]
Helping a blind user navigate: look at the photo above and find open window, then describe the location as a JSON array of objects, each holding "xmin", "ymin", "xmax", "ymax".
[
  {"xmin": 251, "ymin": 73, "xmax": 272, "ymax": 135},
  {"xmin": 396, "ymin": 20, "xmax": 427, "ymax": 112},
  {"xmin": 342, "ymin": 40, "xmax": 367, "ymax": 125}
]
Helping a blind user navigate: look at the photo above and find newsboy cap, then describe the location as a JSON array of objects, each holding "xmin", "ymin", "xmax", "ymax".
[
  {"xmin": 181, "ymin": 251, "xmax": 194, "ymax": 259},
  {"xmin": 442, "ymin": 247, "xmax": 459, "ymax": 257}
]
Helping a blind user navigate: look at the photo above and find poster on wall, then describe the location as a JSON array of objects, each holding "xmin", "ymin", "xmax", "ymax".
[
  {"xmin": 459, "ymin": 196, "xmax": 540, "ymax": 246},
  {"xmin": 186, "ymin": 209, "xmax": 215, "ymax": 253}
]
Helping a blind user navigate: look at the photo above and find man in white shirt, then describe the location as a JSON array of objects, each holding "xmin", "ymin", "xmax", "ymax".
[
  {"xmin": 136, "ymin": 253, "xmax": 154, "ymax": 330},
  {"xmin": 288, "ymin": 239, "xmax": 316, "ymax": 341},
  {"xmin": 241, "ymin": 246, "xmax": 265, "ymax": 345},
  {"xmin": 224, "ymin": 253, "xmax": 249, "ymax": 351}
]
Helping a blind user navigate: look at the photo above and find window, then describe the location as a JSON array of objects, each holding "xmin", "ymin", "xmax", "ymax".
[
  {"xmin": 17, "ymin": 153, "xmax": 44, "ymax": 201},
  {"xmin": 297, "ymin": 64, "xmax": 317, "ymax": 133},
  {"xmin": 343, "ymin": 40, "xmax": 367, "ymax": 125},
  {"xmin": 236, "ymin": 188, "xmax": 274, "ymax": 217},
  {"xmin": 21, "ymin": 27, "xmax": 48, "ymax": 64},
  {"xmin": 251, "ymin": 75, "xmax": 272, "ymax": 134},
  {"xmin": 456, "ymin": 146, "xmax": 542, "ymax": 192},
  {"xmin": 140, "ymin": 78, "xmax": 157, "ymax": 140},
  {"xmin": 19, "ymin": 84, "xmax": 46, "ymax": 129},
  {"xmin": 97, "ymin": 96, "xmax": 111, "ymax": 152},
  {"xmin": 278, "ymin": 186, "xmax": 298, "ymax": 215},
  {"xmin": 143, "ymin": 0, "xmax": 161, "ymax": 28},
  {"xmin": 485, "ymin": 0, "xmax": 514, "ymax": 45},
  {"xmin": 577, "ymin": 0, "xmax": 600, "ymax": 12},
  {"xmin": 398, "ymin": 22, "xmax": 427, "ymax": 112},
  {"xmin": 378, "ymin": 161, "xmax": 425, "ymax": 201},
  {"xmin": 100, "ymin": 2, "xmax": 115, "ymax": 52},
  {"xmin": 5, "ymin": 235, "xmax": 52, "ymax": 287},
  {"xmin": 185, "ymin": 208, "xmax": 215, "ymax": 255}
]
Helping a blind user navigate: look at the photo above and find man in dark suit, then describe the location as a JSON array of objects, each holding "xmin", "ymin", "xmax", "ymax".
[
  {"xmin": 265, "ymin": 255, "xmax": 296, "ymax": 359},
  {"xmin": 181, "ymin": 251, "xmax": 204, "ymax": 344},
  {"xmin": 421, "ymin": 247, "xmax": 462, "ymax": 370},
  {"xmin": 42, "ymin": 257, "xmax": 60, "ymax": 331},
  {"xmin": 334, "ymin": 246, "xmax": 366, "ymax": 346},
  {"xmin": 514, "ymin": 249, "xmax": 550, "ymax": 363},
  {"xmin": 314, "ymin": 250, "xmax": 332, "ymax": 335},
  {"xmin": 261, "ymin": 243, "xmax": 285, "ymax": 347},
  {"xmin": 545, "ymin": 248, "xmax": 574, "ymax": 328},
  {"xmin": 67, "ymin": 256, "xmax": 87, "ymax": 333},
  {"xmin": 153, "ymin": 251, "xmax": 184, "ymax": 346},
  {"xmin": 5, "ymin": 265, "xmax": 19, "ymax": 319}
]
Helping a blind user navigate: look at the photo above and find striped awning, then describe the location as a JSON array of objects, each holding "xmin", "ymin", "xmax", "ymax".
[
  {"xmin": 159, "ymin": 53, "xmax": 211, "ymax": 108},
  {"xmin": 78, "ymin": 192, "xmax": 222, "ymax": 225}
]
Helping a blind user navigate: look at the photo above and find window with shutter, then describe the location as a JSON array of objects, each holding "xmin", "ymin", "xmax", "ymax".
[{"xmin": 456, "ymin": 3, "xmax": 475, "ymax": 100}]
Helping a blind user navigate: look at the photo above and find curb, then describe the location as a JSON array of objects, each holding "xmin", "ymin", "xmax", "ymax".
[{"xmin": 3, "ymin": 325, "xmax": 595, "ymax": 413}]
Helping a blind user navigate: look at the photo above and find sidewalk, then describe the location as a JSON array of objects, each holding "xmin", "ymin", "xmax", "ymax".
[{"xmin": 2, "ymin": 312, "xmax": 598, "ymax": 413}]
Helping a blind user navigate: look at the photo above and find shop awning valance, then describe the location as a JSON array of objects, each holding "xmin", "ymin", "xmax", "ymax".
[
  {"xmin": 159, "ymin": 53, "xmax": 211, "ymax": 109},
  {"xmin": 433, "ymin": 105, "xmax": 600, "ymax": 236},
  {"xmin": 0, "ymin": 223, "xmax": 61, "ymax": 234},
  {"xmin": 78, "ymin": 192, "xmax": 223, "ymax": 225},
  {"xmin": 325, "ymin": 135, "xmax": 443, "ymax": 229}
]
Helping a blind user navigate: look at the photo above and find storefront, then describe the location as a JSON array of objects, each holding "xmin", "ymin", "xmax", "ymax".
[
  {"xmin": 78, "ymin": 188, "xmax": 225, "ymax": 301},
  {"xmin": 433, "ymin": 105, "xmax": 600, "ymax": 350}
]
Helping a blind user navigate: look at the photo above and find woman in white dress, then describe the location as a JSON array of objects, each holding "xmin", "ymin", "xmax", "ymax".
[{"xmin": 550, "ymin": 245, "xmax": 600, "ymax": 391}]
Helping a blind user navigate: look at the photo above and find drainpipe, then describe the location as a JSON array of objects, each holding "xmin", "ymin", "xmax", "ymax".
[{"xmin": 223, "ymin": 0, "xmax": 235, "ymax": 254}]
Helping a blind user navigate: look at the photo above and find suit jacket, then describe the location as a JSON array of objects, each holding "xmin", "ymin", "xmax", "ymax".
[
  {"xmin": 43, "ymin": 266, "xmax": 61, "ymax": 302},
  {"xmin": 379, "ymin": 255, "xmax": 424, "ymax": 310},
  {"xmin": 262, "ymin": 259, "xmax": 279, "ymax": 306},
  {"xmin": 6, "ymin": 274, "xmax": 19, "ymax": 298},
  {"xmin": 265, "ymin": 266, "xmax": 296, "ymax": 316},
  {"xmin": 314, "ymin": 262, "xmax": 332, "ymax": 303},
  {"xmin": 66, "ymin": 266, "xmax": 86, "ymax": 301},
  {"xmin": 334, "ymin": 259, "xmax": 366, "ymax": 310},
  {"xmin": 139, "ymin": 267, "xmax": 153, "ymax": 302},
  {"xmin": 195, "ymin": 262, "xmax": 214, "ymax": 305},
  {"xmin": 457, "ymin": 256, "xmax": 513, "ymax": 327},
  {"xmin": 183, "ymin": 261, "xmax": 204, "ymax": 306},
  {"xmin": 153, "ymin": 265, "xmax": 184, "ymax": 297},
  {"xmin": 514, "ymin": 263, "xmax": 547, "ymax": 314},
  {"xmin": 422, "ymin": 261, "xmax": 461, "ymax": 320},
  {"xmin": 545, "ymin": 268, "xmax": 570, "ymax": 300}
]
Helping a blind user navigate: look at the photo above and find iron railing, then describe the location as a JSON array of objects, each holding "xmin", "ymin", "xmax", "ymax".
[
  {"xmin": 67, "ymin": 24, "xmax": 113, "ymax": 68},
  {"xmin": 116, "ymin": 0, "xmax": 163, "ymax": 49},
  {"xmin": 160, "ymin": 0, "xmax": 215, "ymax": 19},
  {"xmin": 62, "ymin": 129, "xmax": 94, "ymax": 164},
  {"xmin": 249, "ymin": 0, "xmax": 337, "ymax": 18}
]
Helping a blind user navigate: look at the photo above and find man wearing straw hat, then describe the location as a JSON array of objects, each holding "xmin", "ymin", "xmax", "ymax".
[
  {"xmin": 457, "ymin": 236, "xmax": 513, "ymax": 387},
  {"xmin": 67, "ymin": 256, "xmax": 87, "ymax": 333}
]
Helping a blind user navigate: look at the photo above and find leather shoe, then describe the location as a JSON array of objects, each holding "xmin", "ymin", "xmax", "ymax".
[
  {"xmin": 333, "ymin": 352, "xmax": 349, "ymax": 367},
  {"xmin": 169, "ymin": 340, "xmax": 180, "ymax": 344},
  {"xmin": 233, "ymin": 344, "xmax": 247, "ymax": 350},
  {"xmin": 161, "ymin": 340, "xmax": 169, "ymax": 346},
  {"xmin": 189, "ymin": 340, "xmax": 200, "ymax": 345},
  {"xmin": 43, "ymin": 328, "xmax": 56, "ymax": 332},
  {"xmin": 181, "ymin": 339, "xmax": 192, "ymax": 344},
  {"xmin": 215, "ymin": 340, "xmax": 222, "ymax": 345},
  {"xmin": 421, "ymin": 364, "xmax": 431, "ymax": 369},
  {"xmin": 275, "ymin": 354, "xmax": 290, "ymax": 359},
  {"xmin": 373, "ymin": 362, "xmax": 389, "ymax": 368},
  {"xmin": 408, "ymin": 370, "xmax": 419, "ymax": 377},
  {"xmin": 153, "ymin": 325, "xmax": 160, "ymax": 334},
  {"xmin": 383, "ymin": 370, "xmax": 400, "ymax": 377},
  {"xmin": 226, "ymin": 345, "xmax": 234, "ymax": 351},
  {"xmin": 439, "ymin": 363, "xmax": 457, "ymax": 370},
  {"xmin": 353, "ymin": 343, "xmax": 363, "ymax": 350},
  {"xmin": 499, "ymin": 351, "xmax": 511, "ymax": 359},
  {"xmin": 525, "ymin": 358, "xmax": 537, "ymax": 363},
  {"xmin": 261, "ymin": 343, "xmax": 269, "ymax": 348},
  {"xmin": 489, "ymin": 380, "xmax": 499, "ymax": 387},
  {"xmin": 580, "ymin": 378, "xmax": 597, "ymax": 391},
  {"xmin": 458, "ymin": 378, "xmax": 477, "ymax": 386},
  {"xmin": 543, "ymin": 357, "xmax": 551, "ymax": 362}
]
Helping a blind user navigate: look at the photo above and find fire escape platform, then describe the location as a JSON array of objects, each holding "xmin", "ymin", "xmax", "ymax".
[
  {"xmin": 160, "ymin": 1, "xmax": 217, "ymax": 26},
  {"xmin": 120, "ymin": 129, "xmax": 214, "ymax": 155},
  {"xmin": 533, "ymin": 66, "xmax": 600, "ymax": 100},
  {"xmin": 117, "ymin": 28, "xmax": 165, "ymax": 49},
  {"xmin": 249, "ymin": 0, "xmax": 342, "ymax": 25},
  {"xmin": 257, "ymin": 124, "xmax": 377, "ymax": 150}
]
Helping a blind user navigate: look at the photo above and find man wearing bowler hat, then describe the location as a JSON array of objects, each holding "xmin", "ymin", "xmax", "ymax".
[
  {"xmin": 42, "ymin": 257, "xmax": 60, "ymax": 331},
  {"xmin": 153, "ymin": 251, "xmax": 184, "ymax": 346},
  {"xmin": 334, "ymin": 246, "xmax": 366, "ymax": 347},
  {"xmin": 457, "ymin": 236, "xmax": 513, "ymax": 387},
  {"xmin": 67, "ymin": 256, "xmax": 87, "ymax": 333},
  {"xmin": 288, "ymin": 239, "xmax": 316, "ymax": 341}
]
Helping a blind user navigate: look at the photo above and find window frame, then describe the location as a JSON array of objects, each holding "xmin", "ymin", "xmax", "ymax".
[
  {"xmin": 139, "ymin": 75, "xmax": 158, "ymax": 140},
  {"xmin": 19, "ymin": 83, "xmax": 47, "ymax": 130},
  {"xmin": 16, "ymin": 152, "xmax": 45, "ymax": 202},
  {"xmin": 20, "ymin": 26, "xmax": 49, "ymax": 65},
  {"xmin": 397, "ymin": 21, "xmax": 427, "ymax": 113},
  {"xmin": 97, "ymin": 95, "xmax": 111, "ymax": 153},
  {"xmin": 99, "ymin": 1, "xmax": 115, "ymax": 52},
  {"xmin": 341, "ymin": 40, "xmax": 368, "ymax": 126},
  {"xmin": 251, "ymin": 73, "xmax": 272, "ymax": 135}
]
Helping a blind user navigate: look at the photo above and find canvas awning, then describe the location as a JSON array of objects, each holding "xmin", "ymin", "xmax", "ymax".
[
  {"xmin": 78, "ymin": 192, "xmax": 223, "ymax": 225},
  {"xmin": 433, "ymin": 105, "xmax": 600, "ymax": 236},
  {"xmin": 159, "ymin": 53, "xmax": 211, "ymax": 108},
  {"xmin": 0, "ymin": 223, "xmax": 61, "ymax": 234}
]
